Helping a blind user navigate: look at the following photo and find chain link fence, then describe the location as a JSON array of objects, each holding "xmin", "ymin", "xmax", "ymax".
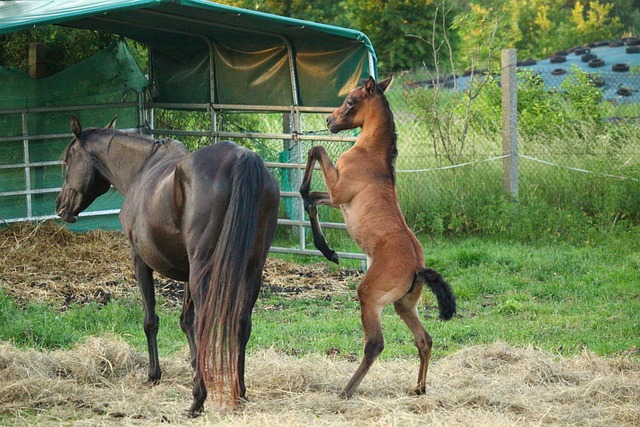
[{"xmin": 380, "ymin": 60, "xmax": 640, "ymax": 238}]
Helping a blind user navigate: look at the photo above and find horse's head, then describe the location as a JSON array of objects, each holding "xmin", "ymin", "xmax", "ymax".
[
  {"xmin": 326, "ymin": 76, "xmax": 393, "ymax": 133},
  {"xmin": 56, "ymin": 115, "xmax": 116, "ymax": 223}
]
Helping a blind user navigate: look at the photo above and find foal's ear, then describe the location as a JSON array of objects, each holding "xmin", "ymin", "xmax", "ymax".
[
  {"xmin": 364, "ymin": 76, "xmax": 377, "ymax": 95},
  {"xmin": 105, "ymin": 116, "xmax": 117, "ymax": 129},
  {"xmin": 70, "ymin": 114, "xmax": 82, "ymax": 139},
  {"xmin": 378, "ymin": 77, "xmax": 393, "ymax": 92}
]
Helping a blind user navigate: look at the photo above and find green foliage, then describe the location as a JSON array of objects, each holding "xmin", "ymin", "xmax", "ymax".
[
  {"xmin": 224, "ymin": 0, "xmax": 459, "ymax": 70},
  {"xmin": 450, "ymin": 2, "xmax": 508, "ymax": 69},
  {"xmin": 394, "ymin": 64, "xmax": 639, "ymax": 241},
  {"xmin": 349, "ymin": 0, "xmax": 455, "ymax": 70},
  {"xmin": 0, "ymin": 1, "xmax": 633, "ymax": 74},
  {"xmin": 451, "ymin": 0, "xmax": 627, "ymax": 69},
  {"xmin": 559, "ymin": 66, "xmax": 609, "ymax": 121},
  {"xmin": 0, "ymin": 27, "xmax": 118, "ymax": 76}
]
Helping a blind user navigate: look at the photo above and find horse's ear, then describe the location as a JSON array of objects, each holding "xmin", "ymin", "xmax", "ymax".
[
  {"xmin": 70, "ymin": 115, "xmax": 82, "ymax": 139},
  {"xmin": 364, "ymin": 76, "xmax": 377, "ymax": 95},
  {"xmin": 378, "ymin": 77, "xmax": 393, "ymax": 92},
  {"xmin": 105, "ymin": 116, "xmax": 117, "ymax": 129}
]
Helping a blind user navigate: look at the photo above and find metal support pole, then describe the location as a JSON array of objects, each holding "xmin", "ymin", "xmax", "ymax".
[{"xmin": 21, "ymin": 113, "xmax": 32, "ymax": 219}]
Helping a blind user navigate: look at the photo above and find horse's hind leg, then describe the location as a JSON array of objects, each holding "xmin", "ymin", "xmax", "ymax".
[
  {"xmin": 341, "ymin": 286, "xmax": 386, "ymax": 399},
  {"xmin": 132, "ymin": 253, "xmax": 161, "ymax": 383},
  {"xmin": 393, "ymin": 292, "xmax": 433, "ymax": 395},
  {"xmin": 187, "ymin": 335, "xmax": 207, "ymax": 418},
  {"xmin": 180, "ymin": 283, "xmax": 198, "ymax": 370},
  {"xmin": 185, "ymin": 269, "xmax": 208, "ymax": 417}
]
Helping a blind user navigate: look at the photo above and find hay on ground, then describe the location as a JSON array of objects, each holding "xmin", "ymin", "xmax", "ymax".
[
  {"xmin": 0, "ymin": 221, "xmax": 361, "ymax": 309},
  {"xmin": 0, "ymin": 339, "xmax": 638, "ymax": 426}
]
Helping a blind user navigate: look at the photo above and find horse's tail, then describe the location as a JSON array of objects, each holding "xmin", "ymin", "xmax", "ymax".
[
  {"xmin": 417, "ymin": 268, "xmax": 456, "ymax": 320},
  {"xmin": 196, "ymin": 150, "xmax": 265, "ymax": 405}
]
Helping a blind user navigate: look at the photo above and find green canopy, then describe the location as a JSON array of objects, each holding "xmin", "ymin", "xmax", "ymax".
[{"xmin": 0, "ymin": 0, "xmax": 377, "ymax": 107}]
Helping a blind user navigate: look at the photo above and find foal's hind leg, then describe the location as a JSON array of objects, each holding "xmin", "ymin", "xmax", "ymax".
[
  {"xmin": 341, "ymin": 296, "xmax": 384, "ymax": 399},
  {"xmin": 132, "ymin": 253, "xmax": 161, "ymax": 383},
  {"xmin": 341, "ymin": 267, "xmax": 398, "ymax": 399},
  {"xmin": 393, "ymin": 290, "xmax": 433, "ymax": 395}
]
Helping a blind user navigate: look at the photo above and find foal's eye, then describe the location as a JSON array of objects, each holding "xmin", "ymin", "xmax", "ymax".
[{"xmin": 346, "ymin": 99, "xmax": 355, "ymax": 107}]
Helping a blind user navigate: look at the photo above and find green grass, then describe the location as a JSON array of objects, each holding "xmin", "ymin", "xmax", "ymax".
[{"xmin": 2, "ymin": 235, "xmax": 638, "ymax": 361}]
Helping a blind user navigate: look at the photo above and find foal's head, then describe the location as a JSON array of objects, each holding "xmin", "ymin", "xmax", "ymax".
[
  {"xmin": 326, "ymin": 76, "xmax": 393, "ymax": 133},
  {"xmin": 56, "ymin": 115, "xmax": 116, "ymax": 223}
]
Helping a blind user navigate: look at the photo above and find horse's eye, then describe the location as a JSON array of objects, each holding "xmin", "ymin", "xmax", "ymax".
[{"xmin": 346, "ymin": 99, "xmax": 355, "ymax": 107}]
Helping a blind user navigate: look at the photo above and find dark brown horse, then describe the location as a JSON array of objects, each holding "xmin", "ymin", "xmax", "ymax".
[
  {"xmin": 56, "ymin": 115, "xmax": 279, "ymax": 415},
  {"xmin": 300, "ymin": 77, "xmax": 456, "ymax": 398}
]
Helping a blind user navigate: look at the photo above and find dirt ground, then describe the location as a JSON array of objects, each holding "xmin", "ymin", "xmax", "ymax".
[{"xmin": 1, "ymin": 222, "xmax": 639, "ymax": 426}]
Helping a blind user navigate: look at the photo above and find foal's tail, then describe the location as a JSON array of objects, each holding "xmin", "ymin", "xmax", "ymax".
[
  {"xmin": 418, "ymin": 268, "xmax": 456, "ymax": 320},
  {"xmin": 196, "ymin": 150, "xmax": 265, "ymax": 405}
]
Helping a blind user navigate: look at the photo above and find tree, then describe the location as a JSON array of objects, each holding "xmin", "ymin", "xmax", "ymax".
[
  {"xmin": 0, "ymin": 27, "xmax": 117, "ymax": 76},
  {"xmin": 222, "ymin": 0, "xmax": 457, "ymax": 70},
  {"xmin": 348, "ymin": 0, "xmax": 457, "ymax": 70},
  {"xmin": 450, "ymin": 0, "xmax": 626, "ymax": 69},
  {"xmin": 565, "ymin": 0, "xmax": 623, "ymax": 45},
  {"xmin": 223, "ymin": 0, "xmax": 351, "ymax": 28}
]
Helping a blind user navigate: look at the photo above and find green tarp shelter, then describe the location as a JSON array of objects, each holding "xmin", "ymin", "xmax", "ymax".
[
  {"xmin": 0, "ymin": 0, "xmax": 375, "ymax": 260},
  {"xmin": 0, "ymin": 0, "xmax": 377, "ymax": 107}
]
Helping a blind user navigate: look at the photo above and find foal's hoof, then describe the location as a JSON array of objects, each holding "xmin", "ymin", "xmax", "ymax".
[
  {"xmin": 410, "ymin": 385, "xmax": 427, "ymax": 396},
  {"xmin": 328, "ymin": 250, "xmax": 339, "ymax": 264}
]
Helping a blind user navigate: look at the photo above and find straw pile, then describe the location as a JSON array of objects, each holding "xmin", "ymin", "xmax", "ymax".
[
  {"xmin": 0, "ymin": 338, "xmax": 638, "ymax": 426},
  {"xmin": 0, "ymin": 221, "xmax": 360, "ymax": 309}
]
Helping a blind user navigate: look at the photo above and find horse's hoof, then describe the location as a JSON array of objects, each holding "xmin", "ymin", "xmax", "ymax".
[
  {"xmin": 329, "ymin": 251, "xmax": 339, "ymax": 264},
  {"xmin": 186, "ymin": 410, "xmax": 202, "ymax": 419},
  {"xmin": 186, "ymin": 406, "xmax": 204, "ymax": 418},
  {"xmin": 338, "ymin": 390, "xmax": 351, "ymax": 400}
]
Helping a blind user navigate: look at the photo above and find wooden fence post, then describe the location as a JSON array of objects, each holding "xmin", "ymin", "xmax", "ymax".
[
  {"xmin": 501, "ymin": 48, "xmax": 519, "ymax": 200},
  {"xmin": 29, "ymin": 43, "xmax": 46, "ymax": 78}
]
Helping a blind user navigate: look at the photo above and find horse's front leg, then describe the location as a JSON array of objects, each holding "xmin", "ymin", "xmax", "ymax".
[
  {"xmin": 132, "ymin": 252, "xmax": 161, "ymax": 383},
  {"xmin": 300, "ymin": 146, "xmax": 340, "ymax": 263}
]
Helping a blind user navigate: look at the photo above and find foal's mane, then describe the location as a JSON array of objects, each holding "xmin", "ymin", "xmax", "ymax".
[{"xmin": 370, "ymin": 84, "xmax": 398, "ymax": 183}]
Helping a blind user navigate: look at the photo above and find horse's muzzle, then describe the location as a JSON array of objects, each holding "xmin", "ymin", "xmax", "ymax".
[
  {"xmin": 56, "ymin": 188, "xmax": 78, "ymax": 223},
  {"xmin": 56, "ymin": 205, "xmax": 77, "ymax": 223}
]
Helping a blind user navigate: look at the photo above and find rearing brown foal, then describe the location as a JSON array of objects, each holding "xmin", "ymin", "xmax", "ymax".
[{"xmin": 300, "ymin": 76, "xmax": 456, "ymax": 398}]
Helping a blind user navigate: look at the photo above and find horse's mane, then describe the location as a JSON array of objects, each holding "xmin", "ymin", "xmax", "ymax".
[{"xmin": 62, "ymin": 128, "xmax": 188, "ymax": 162}]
